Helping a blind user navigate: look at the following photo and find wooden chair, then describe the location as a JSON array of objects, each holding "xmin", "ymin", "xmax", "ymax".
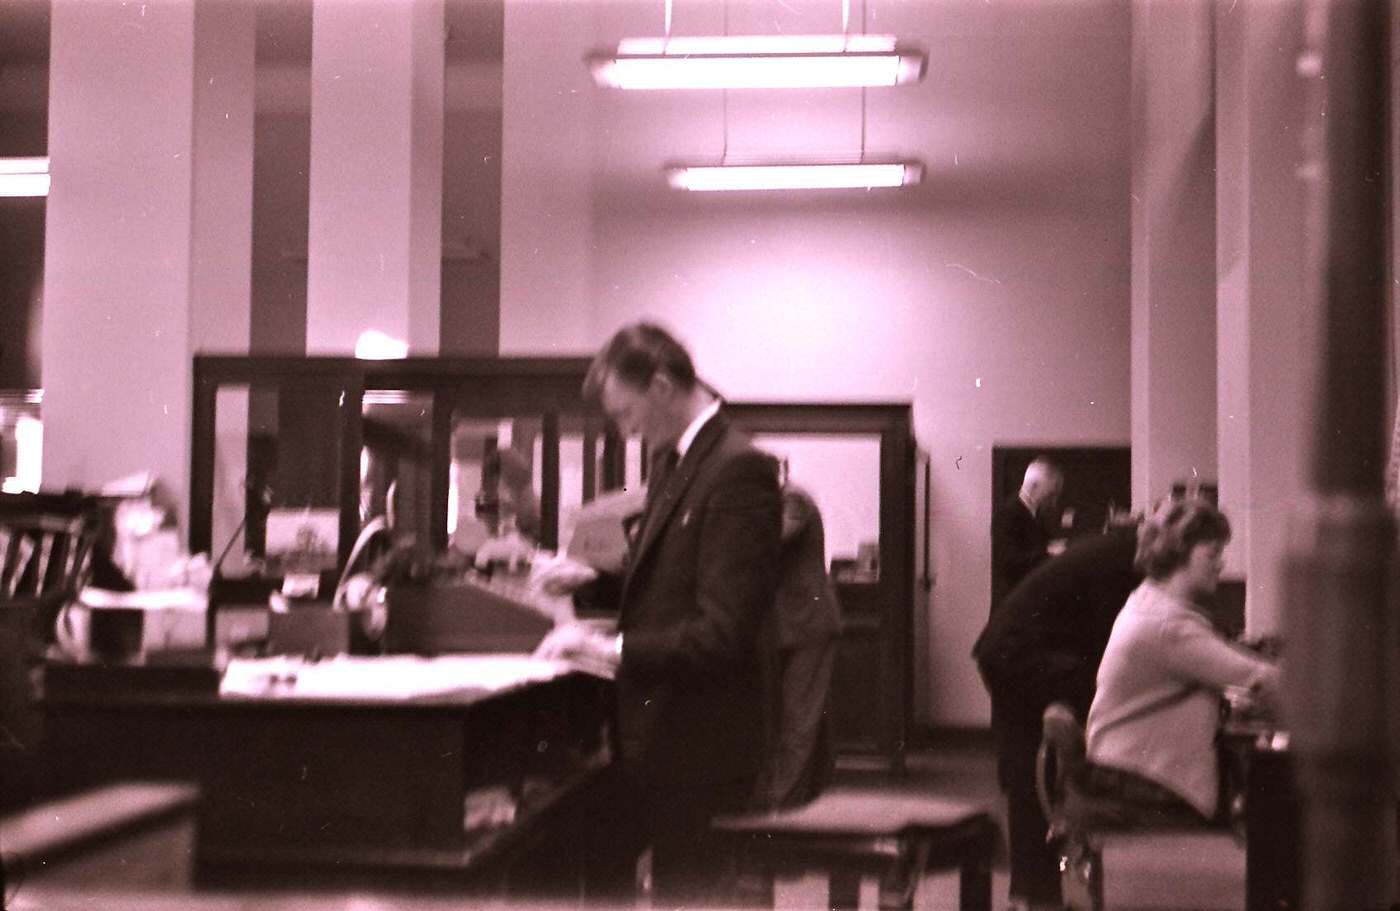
[
  {"xmin": 0, "ymin": 491, "xmax": 101, "ymax": 812},
  {"xmin": 1036, "ymin": 702, "xmax": 1231, "ymax": 910},
  {"xmin": 713, "ymin": 785, "xmax": 997, "ymax": 910}
]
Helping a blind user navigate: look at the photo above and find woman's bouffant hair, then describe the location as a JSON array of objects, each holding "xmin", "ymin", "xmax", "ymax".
[{"xmin": 1134, "ymin": 497, "xmax": 1231, "ymax": 580}]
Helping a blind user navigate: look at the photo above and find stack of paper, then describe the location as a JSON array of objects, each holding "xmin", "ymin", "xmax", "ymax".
[{"xmin": 219, "ymin": 653, "xmax": 577, "ymax": 701}]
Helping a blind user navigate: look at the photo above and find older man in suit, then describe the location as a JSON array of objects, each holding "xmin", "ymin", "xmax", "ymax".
[
  {"xmin": 536, "ymin": 322, "xmax": 782, "ymax": 907},
  {"xmin": 974, "ymin": 520, "xmax": 1142, "ymax": 911},
  {"xmin": 992, "ymin": 457, "xmax": 1066, "ymax": 611}
]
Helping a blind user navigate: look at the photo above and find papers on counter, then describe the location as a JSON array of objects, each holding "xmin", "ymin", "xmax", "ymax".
[
  {"xmin": 219, "ymin": 653, "xmax": 592, "ymax": 701},
  {"xmin": 79, "ymin": 586, "xmax": 206, "ymax": 611}
]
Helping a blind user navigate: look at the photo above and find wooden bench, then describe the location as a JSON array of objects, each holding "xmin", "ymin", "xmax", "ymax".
[
  {"xmin": 713, "ymin": 785, "xmax": 997, "ymax": 910},
  {"xmin": 1, "ymin": 781, "xmax": 200, "ymax": 894}
]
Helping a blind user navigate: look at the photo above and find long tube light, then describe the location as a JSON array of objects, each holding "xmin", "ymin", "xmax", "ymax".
[
  {"xmin": 0, "ymin": 157, "xmax": 50, "ymax": 197},
  {"xmin": 666, "ymin": 161, "xmax": 923, "ymax": 191},
  {"xmin": 590, "ymin": 35, "xmax": 925, "ymax": 90}
]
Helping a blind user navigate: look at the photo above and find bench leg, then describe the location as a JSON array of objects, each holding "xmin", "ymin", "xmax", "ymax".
[
  {"xmin": 958, "ymin": 826, "xmax": 994, "ymax": 911},
  {"xmin": 958, "ymin": 856, "xmax": 992, "ymax": 911},
  {"xmin": 878, "ymin": 837, "xmax": 930, "ymax": 910},
  {"xmin": 829, "ymin": 869, "xmax": 861, "ymax": 910}
]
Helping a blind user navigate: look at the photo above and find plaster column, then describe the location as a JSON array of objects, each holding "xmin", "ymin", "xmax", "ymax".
[
  {"xmin": 42, "ymin": 0, "xmax": 254, "ymax": 532},
  {"xmin": 192, "ymin": 0, "xmax": 256, "ymax": 564},
  {"xmin": 1214, "ymin": 0, "xmax": 1312, "ymax": 631},
  {"xmin": 305, "ymin": 0, "xmax": 444, "ymax": 355},
  {"xmin": 1130, "ymin": 0, "xmax": 1219, "ymax": 509},
  {"xmin": 499, "ymin": 0, "xmax": 596, "ymax": 354}
]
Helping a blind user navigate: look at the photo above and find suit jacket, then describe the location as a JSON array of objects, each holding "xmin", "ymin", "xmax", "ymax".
[
  {"xmin": 774, "ymin": 486, "xmax": 843, "ymax": 651},
  {"xmin": 991, "ymin": 495, "xmax": 1052, "ymax": 609},
  {"xmin": 974, "ymin": 525, "xmax": 1141, "ymax": 719},
  {"xmin": 616, "ymin": 411, "xmax": 783, "ymax": 788}
]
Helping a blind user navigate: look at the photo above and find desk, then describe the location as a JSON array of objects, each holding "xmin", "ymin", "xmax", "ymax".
[
  {"xmin": 39, "ymin": 656, "xmax": 613, "ymax": 894},
  {"xmin": 1221, "ymin": 721, "xmax": 1300, "ymax": 911}
]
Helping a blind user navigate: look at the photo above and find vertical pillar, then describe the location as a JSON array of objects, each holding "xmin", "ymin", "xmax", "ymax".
[
  {"xmin": 42, "ymin": 0, "xmax": 254, "ymax": 531},
  {"xmin": 1287, "ymin": 1, "xmax": 1397, "ymax": 908},
  {"xmin": 1129, "ymin": 0, "xmax": 1218, "ymax": 508},
  {"xmin": 1214, "ymin": 0, "xmax": 1313, "ymax": 627},
  {"xmin": 500, "ymin": 0, "xmax": 596, "ymax": 354},
  {"xmin": 192, "ymin": 0, "xmax": 256, "ymax": 562},
  {"xmin": 305, "ymin": 0, "xmax": 444, "ymax": 355}
]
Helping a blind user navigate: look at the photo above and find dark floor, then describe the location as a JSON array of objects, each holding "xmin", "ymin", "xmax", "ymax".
[{"xmin": 5, "ymin": 740, "xmax": 1248, "ymax": 911}]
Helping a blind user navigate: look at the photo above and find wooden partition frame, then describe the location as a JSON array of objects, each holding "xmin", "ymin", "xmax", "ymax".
[
  {"xmin": 190, "ymin": 357, "xmax": 918, "ymax": 766},
  {"xmin": 191, "ymin": 356, "xmax": 606, "ymax": 564},
  {"xmin": 726, "ymin": 402, "xmax": 918, "ymax": 770}
]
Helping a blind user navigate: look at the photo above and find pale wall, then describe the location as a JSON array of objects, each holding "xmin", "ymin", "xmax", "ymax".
[{"xmin": 501, "ymin": 0, "xmax": 1134, "ymax": 726}]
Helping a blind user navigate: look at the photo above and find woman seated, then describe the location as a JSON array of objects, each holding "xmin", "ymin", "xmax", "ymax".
[{"xmin": 1084, "ymin": 497, "xmax": 1278, "ymax": 825}]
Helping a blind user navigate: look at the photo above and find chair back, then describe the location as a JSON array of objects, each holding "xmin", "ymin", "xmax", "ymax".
[
  {"xmin": 1036, "ymin": 702, "xmax": 1086, "ymax": 840},
  {"xmin": 0, "ymin": 491, "xmax": 102, "ymax": 810},
  {"xmin": 1, "ymin": 491, "xmax": 100, "ymax": 612}
]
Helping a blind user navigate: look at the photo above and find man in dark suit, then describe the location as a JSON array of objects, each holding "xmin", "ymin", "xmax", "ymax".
[
  {"xmin": 973, "ymin": 521, "xmax": 1142, "ymax": 911},
  {"xmin": 535, "ymin": 322, "xmax": 782, "ymax": 906},
  {"xmin": 991, "ymin": 458, "xmax": 1066, "ymax": 612}
]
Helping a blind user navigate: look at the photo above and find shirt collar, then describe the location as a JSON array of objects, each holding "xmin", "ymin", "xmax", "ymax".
[{"xmin": 676, "ymin": 398, "xmax": 721, "ymax": 459}]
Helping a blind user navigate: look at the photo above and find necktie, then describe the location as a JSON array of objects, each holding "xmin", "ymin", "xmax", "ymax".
[
  {"xmin": 647, "ymin": 447, "xmax": 680, "ymax": 505},
  {"xmin": 632, "ymin": 447, "xmax": 679, "ymax": 549}
]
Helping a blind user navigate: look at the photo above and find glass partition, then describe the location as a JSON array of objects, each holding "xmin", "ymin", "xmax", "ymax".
[
  {"xmin": 191, "ymin": 360, "xmax": 917, "ymax": 768},
  {"xmin": 209, "ymin": 382, "xmax": 345, "ymax": 577},
  {"xmin": 361, "ymin": 391, "xmax": 433, "ymax": 548},
  {"xmin": 752, "ymin": 433, "xmax": 882, "ymax": 581},
  {"xmin": 448, "ymin": 414, "xmax": 544, "ymax": 551}
]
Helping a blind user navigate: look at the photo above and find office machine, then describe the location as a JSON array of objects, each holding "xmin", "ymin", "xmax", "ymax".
[{"xmin": 383, "ymin": 572, "xmax": 557, "ymax": 655}]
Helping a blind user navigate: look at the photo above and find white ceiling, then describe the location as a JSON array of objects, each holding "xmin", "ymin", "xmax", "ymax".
[{"xmin": 1, "ymin": 0, "xmax": 1133, "ymax": 210}]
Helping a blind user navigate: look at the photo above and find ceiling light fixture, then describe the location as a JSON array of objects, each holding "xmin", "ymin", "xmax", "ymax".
[
  {"xmin": 0, "ymin": 157, "xmax": 50, "ymax": 198},
  {"xmin": 666, "ymin": 160, "xmax": 922, "ymax": 191},
  {"xmin": 589, "ymin": 34, "xmax": 925, "ymax": 90}
]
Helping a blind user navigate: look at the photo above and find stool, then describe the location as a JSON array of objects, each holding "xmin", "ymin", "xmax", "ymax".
[
  {"xmin": 713, "ymin": 785, "xmax": 997, "ymax": 910},
  {"xmin": 1037, "ymin": 703, "xmax": 1230, "ymax": 910}
]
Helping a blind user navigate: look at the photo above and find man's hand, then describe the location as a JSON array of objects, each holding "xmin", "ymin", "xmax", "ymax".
[
  {"xmin": 534, "ymin": 621, "xmax": 619, "ymax": 669},
  {"xmin": 530, "ymin": 553, "xmax": 599, "ymax": 596}
]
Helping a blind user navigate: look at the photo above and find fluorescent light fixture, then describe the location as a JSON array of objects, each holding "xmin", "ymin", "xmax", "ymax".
[
  {"xmin": 589, "ymin": 35, "xmax": 925, "ymax": 90},
  {"xmin": 666, "ymin": 161, "xmax": 923, "ymax": 191},
  {"xmin": 0, "ymin": 157, "xmax": 50, "ymax": 197}
]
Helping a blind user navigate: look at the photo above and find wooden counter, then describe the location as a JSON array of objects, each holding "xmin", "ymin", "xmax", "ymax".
[{"xmin": 38, "ymin": 655, "xmax": 614, "ymax": 894}]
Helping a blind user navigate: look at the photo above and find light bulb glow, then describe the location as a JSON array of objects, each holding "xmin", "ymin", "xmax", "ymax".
[
  {"xmin": 589, "ymin": 36, "xmax": 924, "ymax": 90},
  {"xmin": 354, "ymin": 330, "xmax": 408, "ymax": 360},
  {"xmin": 617, "ymin": 34, "xmax": 898, "ymax": 55},
  {"xmin": 666, "ymin": 162, "xmax": 921, "ymax": 191},
  {"xmin": 0, "ymin": 157, "xmax": 51, "ymax": 197}
]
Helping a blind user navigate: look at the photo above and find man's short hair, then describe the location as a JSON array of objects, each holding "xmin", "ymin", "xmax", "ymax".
[
  {"xmin": 584, "ymin": 322, "xmax": 699, "ymax": 401},
  {"xmin": 1134, "ymin": 497, "xmax": 1231, "ymax": 579}
]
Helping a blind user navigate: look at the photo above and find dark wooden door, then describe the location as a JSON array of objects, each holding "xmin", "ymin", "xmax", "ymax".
[{"xmin": 992, "ymin": 446, "xmax": 1131, "ymax": 542}]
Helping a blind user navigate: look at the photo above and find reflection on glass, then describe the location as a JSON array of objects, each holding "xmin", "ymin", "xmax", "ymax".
[
  {"xmin": 625, "ymin": 438, "xmax": 645, "ymax": 493},
  {"xmin": 362, "ymin": 391, "xmax": 433, "ymax": 547},
  {"xmin": 211, "ymin": 383, "xmax": 344, "ymax": 575},
  {"xmin": 449, "ymin": 416, "xmax": 543, "ymax": 552},
  {"xmin": 557, "ymin": 427, "xmax": 587, "ymax": 550},
  {"xmin": 0, "ymin": 392, "xmax": 42, "ymax": 494},
  {"xmin": 751, "ymin": 434, "xmax": 881, "ymax": 581}
]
